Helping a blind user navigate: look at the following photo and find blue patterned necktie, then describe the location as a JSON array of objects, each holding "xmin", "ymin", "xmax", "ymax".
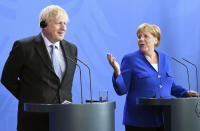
[{"xmin": 50, "ymin": 44, "xmax": 62, "ymax": 81}]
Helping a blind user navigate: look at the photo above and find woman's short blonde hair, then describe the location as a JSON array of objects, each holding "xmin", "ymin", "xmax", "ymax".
[
  {"xmin": 137, "ymin": 23, "xmax": 161, "ymax": 47},
  {"xmin": 39, "ymin": 5, "xmax": 69, "ymax": 27}
]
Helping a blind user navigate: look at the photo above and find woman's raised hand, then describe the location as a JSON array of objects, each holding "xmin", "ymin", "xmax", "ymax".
[{"xmin": 107, "ymin": 53, "xmax": 120, "ymax": 78}]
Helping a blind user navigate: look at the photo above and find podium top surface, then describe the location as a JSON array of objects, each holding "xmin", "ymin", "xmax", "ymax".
[
  {"xmin": 137, "ymin": 97, "xmax": 200, "ymax": 106},
  {"xmin": 24, "ymin": 101, "xmax": 116, "ymax": 112}
]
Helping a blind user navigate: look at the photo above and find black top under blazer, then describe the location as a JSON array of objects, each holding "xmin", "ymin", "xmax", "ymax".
[{"xmin": 1, "ymin": 33, "xmax": 77, "ymax": 131}]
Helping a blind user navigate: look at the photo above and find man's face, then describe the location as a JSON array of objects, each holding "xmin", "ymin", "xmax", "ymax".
[{"xmin": 44, "ymin": 15, "xmax": 67, "ymax": 43}]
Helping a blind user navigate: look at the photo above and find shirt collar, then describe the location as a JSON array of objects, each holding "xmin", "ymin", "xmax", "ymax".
[{"xmin": 41, "ymin": 32, "xmax": 60, "ymax": 49}]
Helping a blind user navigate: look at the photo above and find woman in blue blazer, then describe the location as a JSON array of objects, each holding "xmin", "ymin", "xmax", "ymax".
[{"xmin": 107, "ymin": 23, "xmax": 198, "ymax": 131}]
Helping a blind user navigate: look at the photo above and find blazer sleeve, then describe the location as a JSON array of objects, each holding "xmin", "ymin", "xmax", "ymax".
[
  {"xmin": 1, "ymin": 41, "xmax": 25, "ymax": 99},
  {"xmin": 171, "ymin": 81, "xmax": 188, "ymax": 97},
  {"xmin": 112, "ymin": 56, "xmax": 132, "ymax": 95}
]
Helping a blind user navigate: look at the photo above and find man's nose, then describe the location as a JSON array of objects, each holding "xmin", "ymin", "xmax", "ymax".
[{"xmin": 61, "ymin": 25, "xmax": 66, "ymax": 30}]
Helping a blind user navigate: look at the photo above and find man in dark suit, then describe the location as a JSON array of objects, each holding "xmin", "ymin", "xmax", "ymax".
[{"xmin": 1, "ymin": 5, "xmax": 77, "ymax": 131}]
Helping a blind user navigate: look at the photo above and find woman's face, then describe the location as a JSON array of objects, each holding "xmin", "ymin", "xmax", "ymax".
[{"xmin": 137, "ymin": 28, "xmax": 158, "ymax": 55}]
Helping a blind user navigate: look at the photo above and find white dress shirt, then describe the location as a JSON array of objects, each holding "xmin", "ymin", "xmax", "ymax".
[
  {"xmin": 151, "ymin": 63, "xmax": 158, "ymax": 72},
  {"xmin": 41, "ymin": 32, "xmax": 66, "ymax": 78}
]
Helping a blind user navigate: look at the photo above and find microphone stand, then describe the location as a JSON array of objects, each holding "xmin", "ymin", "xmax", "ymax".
[
  {"xmin": 171, "ymin": 57, "xmax": 191, "ymax": 95},
  {"xmin": 182, "ymin": 58, "xmax": 199, "ymax": 97},
  {"xmin": 66, "ymin": 56, "xmax": 83, "ymax": 104},
  {"xmin": 75, "ymin": 57, "xmax": 93, "ymax": 103}
]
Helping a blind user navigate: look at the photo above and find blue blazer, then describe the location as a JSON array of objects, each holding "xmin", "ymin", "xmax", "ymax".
[{"xmin": 112, "ymin": 50, "xmax": 188, "ymax": 127}]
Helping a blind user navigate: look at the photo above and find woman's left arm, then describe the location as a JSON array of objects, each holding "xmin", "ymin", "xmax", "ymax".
[{"xmin": 171, "ymin": 82, "xmax": 198, "ymax": 97}]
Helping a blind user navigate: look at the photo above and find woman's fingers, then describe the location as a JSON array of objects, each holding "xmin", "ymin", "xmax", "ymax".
[{"xmin": 107, "ymin": 53, "xmax": 115, "ymax": 67}]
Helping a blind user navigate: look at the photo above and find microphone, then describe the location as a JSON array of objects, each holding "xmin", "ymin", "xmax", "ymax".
[
  {"xmin": 65, "ymin": 56, "xmax": 83, "ymax": 104},
  {"xmin": 75, "ymin": 57, "xmax": 93, "ymax": 103},
  {"xmin": 171, "ymin": 57, "xmax": 191, "ymax": 95},
  {"xmin": 182, "ymin": 58, "xmax": 199, "ymax": 97}
]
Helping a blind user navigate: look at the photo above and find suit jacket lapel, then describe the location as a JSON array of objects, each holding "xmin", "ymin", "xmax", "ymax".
[
  {"xmin": 60, "ymin": 40, "xmax": 74, "ymax": 85},
  {"xmin": 34, "ymin": 34, "xmax": 54, "ymax": 73},
  {"xmin": 34, "ymin": 36, "xmax": 74, "ymax": 85}
]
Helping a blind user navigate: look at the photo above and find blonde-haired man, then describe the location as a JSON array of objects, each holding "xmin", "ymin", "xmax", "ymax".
[{"xmin": 1, "ymin": 5, "xmax": 77, "ymax": 131}]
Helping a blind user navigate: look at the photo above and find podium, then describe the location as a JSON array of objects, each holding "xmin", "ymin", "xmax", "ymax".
[
  {"xmin": 24, "ymin": 102, "xmax": 116, "ymax": 131},
  {"xmin": 137, "ymin": 97, "xmax": 200, "ymax": 131}
]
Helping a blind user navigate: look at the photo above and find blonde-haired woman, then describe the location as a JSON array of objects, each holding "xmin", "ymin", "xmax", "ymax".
[{"xmin": 107, "ymin": 23, "xmax": 197, "ymax": 131}]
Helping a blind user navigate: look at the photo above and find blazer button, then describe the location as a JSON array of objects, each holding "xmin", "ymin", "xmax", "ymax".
[
  {"xmin": 159, "ymin": 85, "xmax": 163, "ymax": 88},
  {"xmin": 158, "ymin": 75, "xmax": 161, "ymax": 78}
]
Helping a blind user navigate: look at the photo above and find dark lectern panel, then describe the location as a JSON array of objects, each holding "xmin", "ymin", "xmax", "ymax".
[
  {"xmin": 137, "ymin": 98, "xmax": 200, "ymax": 131},
  {"xmin": 24, "ymin": 102, "xmax": 116, "ymax": 131}
]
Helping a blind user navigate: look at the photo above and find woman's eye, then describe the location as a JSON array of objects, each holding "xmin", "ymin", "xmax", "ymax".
[{"xmin": 144, "ymin": 35, "xmax": 149, "ymax": 38}]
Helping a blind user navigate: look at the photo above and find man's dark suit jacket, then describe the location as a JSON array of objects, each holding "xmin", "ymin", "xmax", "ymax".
[{"xmin": 1, "ymin": 33, "xmax": 77, "ymax": 131}]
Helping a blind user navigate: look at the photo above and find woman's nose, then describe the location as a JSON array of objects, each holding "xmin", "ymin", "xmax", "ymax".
[{"xmin": 139, "ymin": 36, "xmax": 144, "ymax": 41}]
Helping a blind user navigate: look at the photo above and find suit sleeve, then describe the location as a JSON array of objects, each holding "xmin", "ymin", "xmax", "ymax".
[
  {"xmin": 112, "ymin": 56, "xmax": 132, "ymax": 96},
  {"xmin": 1, "ymin": 41, "xmax": 25, "ymax": 99},
  {"xmin": 75, "ymin": 45, "xmax": 78, "ymax": 61},
  {"xmin": 171, "ymin": 81, "xmax": 188, "ymax": 97}
]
